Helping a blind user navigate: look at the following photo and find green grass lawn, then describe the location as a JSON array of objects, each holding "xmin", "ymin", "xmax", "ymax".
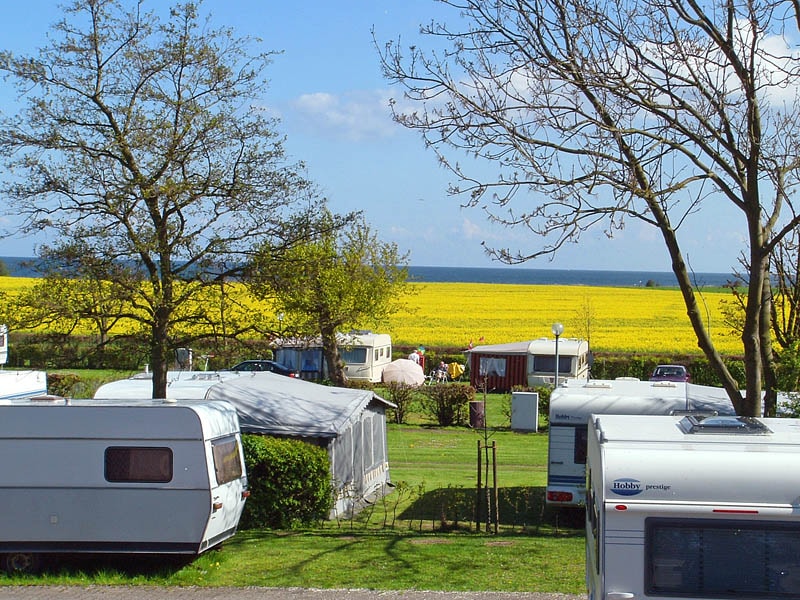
[{"xmin": 0, "ymin": 382, "xmax": 586, "ymax": 594}]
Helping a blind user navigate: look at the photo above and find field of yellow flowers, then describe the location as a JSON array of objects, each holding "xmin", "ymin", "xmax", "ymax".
[
  {"xmin": 388, "ymin": 282, "xmax": 740, "ymax": 355},
  {"xmin": 0, "ymin": 277, "xmax": 741, "ymax": 355}
]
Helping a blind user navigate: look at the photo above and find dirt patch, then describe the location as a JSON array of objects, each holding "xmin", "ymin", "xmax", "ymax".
[
  {"xmin": 408, "ymin": 538, "xmax": 452, "ymax": 545},
  {"xmin": 484, "ymin": 540, "xmax": 515, "ymax": 546}
]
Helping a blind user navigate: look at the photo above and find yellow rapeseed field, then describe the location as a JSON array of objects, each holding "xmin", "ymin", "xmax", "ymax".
[
  {"xmin": 387, "ymin": 282, "xmax": 740, "ymax": 355},
  {"xmin": 0, "ymin": 277, "xmax": 741, "ymax": 355}
]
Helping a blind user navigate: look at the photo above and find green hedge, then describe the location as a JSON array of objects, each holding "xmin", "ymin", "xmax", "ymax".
[
  {"xmin": 589, "ymin": 354, "xmax": 745, "ymax": 387},
  {"xmin": 240, "ymin": 434, "xmax": 334, "ymax": 529}
]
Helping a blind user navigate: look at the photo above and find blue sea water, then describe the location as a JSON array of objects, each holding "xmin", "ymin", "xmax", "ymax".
[
  {"xmin": 0, "ymin": 256, "xmax": 735, "ymax": 288},
  {"xmin": 408, "ymin": 265, "xmax": 736, "ymax": 287}
]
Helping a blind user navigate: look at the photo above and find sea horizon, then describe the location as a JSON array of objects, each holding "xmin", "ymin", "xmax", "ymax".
[{"xmin": 0, "ymin": 256, "xmax": 737, "ymax": 288}]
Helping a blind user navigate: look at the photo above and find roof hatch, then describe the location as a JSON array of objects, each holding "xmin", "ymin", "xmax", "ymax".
[{"xmin": 679, "ymin": 414, "xmax": 771, "ymax": 435}]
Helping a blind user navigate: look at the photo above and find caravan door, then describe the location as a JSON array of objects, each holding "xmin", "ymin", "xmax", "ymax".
[{"xmin": 202, "ymin": 433, "xmax": 248, "ymax": 550}]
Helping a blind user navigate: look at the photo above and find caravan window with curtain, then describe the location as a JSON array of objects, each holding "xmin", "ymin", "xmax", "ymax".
[{"xmin": 479, "ymin": 357, "xmax": 506, "ymax": 377}]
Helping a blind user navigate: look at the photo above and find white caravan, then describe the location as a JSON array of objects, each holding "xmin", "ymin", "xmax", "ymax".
[
  {"xmin": 547, "ymin": 379, "xmax": 735, "ymax": 507},
  {"xmin": 527, "ymin": 337, "xmax": 590, "ymax": 385},
  {"xmin": 0, "ymin": 397, "xmax": 248, "ymax": 573},
  {"xmin": 0, "ymin": 369, "xmax": 47, "ymax": 401},
  {"xmin": 586, "ymin": 413, "xmax": 800, "ymax": 600},
  {"xmin": 274, "ymin": 331, "xmax": 392, "ymax": 383}
]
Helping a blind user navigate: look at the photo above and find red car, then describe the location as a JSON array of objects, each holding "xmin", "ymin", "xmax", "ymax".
[{"xmin": 649, "ymin": 364, "xmax": 690, "ymax": 382}]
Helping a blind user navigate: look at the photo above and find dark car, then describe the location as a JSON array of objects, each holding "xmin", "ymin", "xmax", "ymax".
[
  {"xmin": 649, "ymin": 364, "xmax": 690, "ymax": 382},
  {"xmin": 229, "ymin": 360, "xmax": 298, "ymax": 377}
]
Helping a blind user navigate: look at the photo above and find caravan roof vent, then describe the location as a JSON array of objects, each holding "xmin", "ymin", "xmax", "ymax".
[
  {"xmin": 584, "ymin": 382, "xmax": 613, "ymax": 389},
  {"xmin": 679, "ymin": 415, "xmax": 771, "ymax": 435},
  {"xmin": 651, "ymin": 381, "xmax": 678, "ymax": 388}
]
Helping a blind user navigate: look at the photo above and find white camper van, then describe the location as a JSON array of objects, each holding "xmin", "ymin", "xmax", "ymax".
[
  {"xmin": 547, "ymin": 379, "xmax": 735, "ymax": 507},
  {"xmin": 586, "ymin": 413, "xmax": 800, "ymax": 600},
  {"xmin": 0, "ymin": 397, "xmax": 248, "ymax": 573}
]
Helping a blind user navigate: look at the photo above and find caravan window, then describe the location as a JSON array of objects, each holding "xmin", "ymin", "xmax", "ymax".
[
  {"xmin": 105, "ymin": 447, "xmax": 173, "ymax": 483},
  {"xmin": 212, "ymin": 436, "xmax": 243, "ymax": 485},
  {"xmin": 532, "ymin": 355, "xmax": 573, "ymax": 374},
  {"xmin": 341, "ymin": 347, "xmax": 368, "ymax": 364},
  {"xmin": 479, "ymin": 357, "xmax": 507, "ymax": 377},
  {"xmin": 646, "ymin": 518, "xmax": 800, "ymax": 597}
]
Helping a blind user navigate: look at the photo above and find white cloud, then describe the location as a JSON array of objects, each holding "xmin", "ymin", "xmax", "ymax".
[{"xmin": 289, "ymin": 89, "xmax": 400, "ymax": 142}]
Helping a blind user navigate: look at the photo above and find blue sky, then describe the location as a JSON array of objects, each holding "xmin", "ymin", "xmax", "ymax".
[{"xmin": 0, "ymin": 0, "xmax": 742, "ymax": 272}]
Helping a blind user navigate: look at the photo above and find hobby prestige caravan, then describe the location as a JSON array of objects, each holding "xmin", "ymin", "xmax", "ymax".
[
  {"xmin": 0, "ymin": 398, "xmax": 249, "ymax": 573},
  {"xmin": 586, "ymin": 414, "xmax": 800, "ymax": 600}
]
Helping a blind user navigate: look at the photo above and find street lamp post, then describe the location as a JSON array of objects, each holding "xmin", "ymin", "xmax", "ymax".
[{"xmin": 551, "ymin": 322, "xmax": 564, "ymax": 387}]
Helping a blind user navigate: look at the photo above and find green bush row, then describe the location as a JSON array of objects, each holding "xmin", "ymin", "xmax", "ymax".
[
  {"xmin": 240, "ymin": 434, "xmax": 333, "ymax": 530},
  {"xmin": 5, "ymin": 332, "xmax": 275, "ymax": 371},
  {"xmin": 589, "ymin": 354, "xmax": 746, "ymax": 387}
]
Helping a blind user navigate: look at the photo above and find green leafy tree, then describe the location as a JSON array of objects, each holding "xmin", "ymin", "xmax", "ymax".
[
  {"xmin": 0, "ymin": 1, "xmax": 317, "ymax": 396},
  {"xmin": 249, "ymin": 210, "xmax": 411, "ymax": 386},
  {"xmin": 379, "ymin": 0, "xmax": 800, "ymax": 415}
]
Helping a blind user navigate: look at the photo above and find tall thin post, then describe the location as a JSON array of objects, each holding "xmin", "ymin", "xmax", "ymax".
[
  {"xmin": 475, "ymin": 439, "xmax": 482, "ymax": 531},
  {"xmin": 492, "ymin": 441, "xmax": 499, "ymax": 534},
  {"xmin": 552, "ymin": 322, "xmax": 564, "ymax": 387}
]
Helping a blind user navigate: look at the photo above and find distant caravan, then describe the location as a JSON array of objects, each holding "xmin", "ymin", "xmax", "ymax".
[
  {"xmin": 465, "ymin": 337, "xmax": 591, "ymax": 392},
  {"xmin": 273, "ymin": 331, "xmax": 392, "ymax": 383}
]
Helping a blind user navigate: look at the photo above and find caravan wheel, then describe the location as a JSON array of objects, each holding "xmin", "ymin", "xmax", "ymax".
[{"xmin": 1, "ymin": 552, "xmax": 42, "ymax": 574}]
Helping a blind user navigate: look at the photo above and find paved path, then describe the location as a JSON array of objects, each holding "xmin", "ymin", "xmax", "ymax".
[{"xmin": 0, "ymin": 587, "xmax": 584, "ymax": 600}]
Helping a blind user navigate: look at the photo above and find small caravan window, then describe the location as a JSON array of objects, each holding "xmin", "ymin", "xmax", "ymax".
[
  {"xmin": 105, "ymin": 447, "xmax": 173, "ymax": 483},
  {"xmin": 212, "ymin": 436, "xmax": 243, "ymax": 485},
  {"xmin": 646, "ymin": 518, "xmax": 800, "ymax": 597},
  {"xmin": 341, "ymin": 347, "xmax": 368, "ymax": 364}
]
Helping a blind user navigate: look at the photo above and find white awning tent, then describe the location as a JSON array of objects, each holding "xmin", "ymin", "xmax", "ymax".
[{"xmin": 95, "ymin": 370, "xmax": 395, "ymax": 517}]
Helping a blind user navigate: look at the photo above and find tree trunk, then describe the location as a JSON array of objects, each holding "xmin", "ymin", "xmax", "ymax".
[
  {"xmin": 150, "ymin": 305, "xmax": 171, "ymax": 399},
  {"xmin": 659, "ymin": 221, "xmax": 744, "ymax": 412},
  {"xmin": 320, "ymin": 326, "xmax": 346, "ymax": 387},
  {"xmin": 761, "ymin": 275, "xmax": 778, "ymax": 416}
]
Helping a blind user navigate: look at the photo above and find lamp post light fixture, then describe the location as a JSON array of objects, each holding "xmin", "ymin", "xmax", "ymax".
[{"xmin": 551, "ymin": 322, "xmax": 564, "ymax": 387}]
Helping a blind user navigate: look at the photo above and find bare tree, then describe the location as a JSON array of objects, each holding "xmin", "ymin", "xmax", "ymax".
[
  {"xmin": 0, "ymin": 1, "xmax": 321, "ymax": 397},
  {"xmin": 379, "ymin": 0, "xmax": 800, "ymax": 415}
]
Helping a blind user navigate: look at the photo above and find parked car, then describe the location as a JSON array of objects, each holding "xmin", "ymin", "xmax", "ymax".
[
  {"xmin": 649, "ymin": 364, "xmax": 690, "ymax": 382},
  {"xmin": 229, "ymin": 360, "xmax": 298, "ymax": 377}
]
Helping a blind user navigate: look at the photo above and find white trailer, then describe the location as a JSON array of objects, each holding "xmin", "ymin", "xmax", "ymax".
[
  {"xmin": 0, "ymin": 369, "xmax": 47, "ymax": 400},
  {"xmin": 527, "ymin": 337, "xmax": 590, "ymax": 385},
  {"xmin": 274, "ymin": 331, "xmax": 393, "ymax": 383},
  {"xmin": 586, "ymin": 413, "xmax": 800, "ymax": 600},
  {"xmin": 547, "ymin": 379, "xmax": 735, "ymax": 507},
  {"xmin": 0, "ymin": 397, "xmax": 248, "ymax": 573}
]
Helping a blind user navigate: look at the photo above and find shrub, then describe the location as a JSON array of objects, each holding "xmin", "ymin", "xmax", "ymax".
[
  {"xmin": 381, "ymin": 382, "xmax": 417, "ymax": 424},
  {"xmin": 420, "ymin": 383, "xmax": 476, "ymax": 426},
  {"xmin": 240, "ymin": 434, "xmax": 333, "ymax": 529},
  {"xmin": 47, "ymin": 372, "xmax": 83, "ymax": 397}
]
